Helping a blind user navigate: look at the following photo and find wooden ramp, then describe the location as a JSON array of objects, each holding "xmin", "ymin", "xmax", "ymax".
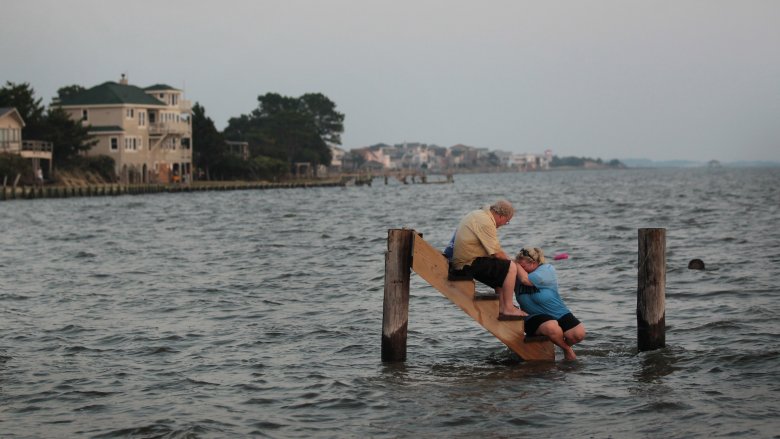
[{"xmin": 411, "ymin": 233, "xmax": 555, "ymax": 361}]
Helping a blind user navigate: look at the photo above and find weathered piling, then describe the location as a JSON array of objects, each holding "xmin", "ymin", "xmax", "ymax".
[
  {"xmin": 637, "ymin": 228, "xmax": 666, "ymax": 351},
  {"xmin": 381, "ymin": 229, "xmax": 414, "ymax": 362}
]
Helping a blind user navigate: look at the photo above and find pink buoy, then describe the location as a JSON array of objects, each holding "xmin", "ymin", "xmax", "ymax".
[{"xmin": 553, "ymin": 253, "xmax": 569, "ymax": 260}]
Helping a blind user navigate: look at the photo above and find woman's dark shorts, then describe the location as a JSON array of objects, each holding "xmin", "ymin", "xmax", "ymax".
[
  {"xmin": 468, "ymin": 257, "xmax": 511, "ymax": 289},
  {"xmin": 525, "ymin": 312, "xmax": 581, "ymax": 335}
]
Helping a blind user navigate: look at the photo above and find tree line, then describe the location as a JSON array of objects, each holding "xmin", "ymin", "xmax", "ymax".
[
  {"xmin": 550, "ymin": 155, "xmax": 625, "ymax": 168},
  {"xmin": 1, "ymin": 80, "xmax": 344, "ymax": 183},
  {"xmin": 195, "ymin": 92, "xmax": 343, "ymax": 180}
]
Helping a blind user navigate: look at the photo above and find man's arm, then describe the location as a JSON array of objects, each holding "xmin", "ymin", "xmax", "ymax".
[
  {"xmin": 514, "ymin": 262, "xmax": 534, "ymax": 286},
  {"xmin": 491, "ymin": 250, "xmax": 511, "ymax": 260}
]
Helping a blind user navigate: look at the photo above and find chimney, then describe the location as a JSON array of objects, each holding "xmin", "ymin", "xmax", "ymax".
[{"xmin": 119, "ymin": 73, "xmax": 128, "ymax": 85}]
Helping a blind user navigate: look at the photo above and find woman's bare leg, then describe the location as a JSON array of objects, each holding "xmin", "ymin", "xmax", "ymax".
[{"xmin": 538, "ymin": 320, "xmax": 576, "ymax": 360}]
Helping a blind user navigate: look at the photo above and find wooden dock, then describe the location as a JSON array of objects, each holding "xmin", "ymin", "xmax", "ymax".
[{"xmin": 382, "ymin": 229, "xmax": 554, "ymax": 362}]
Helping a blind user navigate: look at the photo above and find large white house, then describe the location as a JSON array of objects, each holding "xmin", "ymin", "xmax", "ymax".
[{"xmin": 58, "ymin": 75, "xmax": 192, "ymax": 183}]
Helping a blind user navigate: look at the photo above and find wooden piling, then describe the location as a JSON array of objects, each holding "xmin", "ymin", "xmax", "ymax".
[
  {"xmin": 381, "ymin": 229, "xmax": 414, "ymax": 362},
  {"xmin": 637, "ymin": 228, "xmax": 666, "ymax": 351}
]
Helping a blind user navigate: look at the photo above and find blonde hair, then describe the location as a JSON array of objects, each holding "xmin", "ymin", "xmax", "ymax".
[{"xmin": 515, "ymin": 247, "xmax": 545, "ymax": 264}]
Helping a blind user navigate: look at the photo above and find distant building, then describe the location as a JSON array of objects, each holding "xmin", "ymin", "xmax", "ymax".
[
  {"xmin": 509, "ymin": 151, "xmax": 551, "ymax": 170},
  {"xmin": 225, "ymin": 141, "xmax": 250, "ymax": 160},
  {"xmin": 57, "ymin": 75, "xmax": 192, "ymax": 184},
  {"xmin": 492, "ymin": 150, "xmax": 512, "ymax": 167},
  {"xmin": 0, "ymin": 107, "xmax": 53, "ymax": 179},
  {"xmin": 329, "ymin": 145, "xmax": 346, "ymax": 169}
]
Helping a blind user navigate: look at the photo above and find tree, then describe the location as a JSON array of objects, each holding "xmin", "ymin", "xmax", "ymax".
[
  {"xmin": 299, "ymin": 93, "xmax": 344, "ymax": 145},
  {"xmin": 192, "ymin": 103, "xmax": 227, "ymax": 180},
  {"xmin": 224, "ymin": 92, "xmax": 344, "ymax": 174},
  {"xmin": 44, "ymin": 107, "xmax": 95, "ymax": 166},
  {"xmin": 57, "ymin": 85, "xmax": 86, "ymax": 102},
  {"xmin": 1, "ymin": 81, "xmax": 94, "ymax": 168},
  {"xmin": 0, "ymin": 153, "xmax": 32, "ymax": 183},
  {"xmin": 0, "ymin": 81, "xmax": 46, "ymax": 139}
]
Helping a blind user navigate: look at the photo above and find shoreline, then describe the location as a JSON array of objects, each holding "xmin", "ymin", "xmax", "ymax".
[{"xmin": 0, "ymin": 178, "xmax": 355, "ymax": 202}]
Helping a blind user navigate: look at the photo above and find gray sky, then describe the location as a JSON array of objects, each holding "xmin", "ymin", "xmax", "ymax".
[{"xmin": 3, "ymin": 0, "xmax": 779, "ymax": 162}]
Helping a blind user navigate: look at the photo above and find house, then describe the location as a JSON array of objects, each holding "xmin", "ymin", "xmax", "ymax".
[
  {"xmin": 0, "ymin": 107, "xmax": 53, "ymax": 179},
  {"xmin": 0, "ymin": 107, "xmax": 24, "ymax": 154},
  {"xmin": 509, "ymin": 150, "xmax": 552, "ymax": 170},
  {"xmin": 225, "ymin": 141, "xmax": 250, "ymax": 160},
  {"xmin": 57, "ymin": 75, "xmax": 192, "ymax": 183},
  {"xmin": 329, "ymin": 145, "xmax": 345, "ymax": 169}
]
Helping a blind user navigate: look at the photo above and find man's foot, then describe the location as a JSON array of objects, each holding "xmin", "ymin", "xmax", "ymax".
[
  {"xmin": 498, "ymin": 313, "xmax": 523, "ymax": 321},
  {"xmin": 497, "ymin": 308, "xmax": 528, "ymax": 320}
]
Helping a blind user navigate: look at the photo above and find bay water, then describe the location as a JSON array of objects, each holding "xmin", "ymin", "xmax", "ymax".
[{"xmin": 1, "ymin": 168, "xmax": 779, "ymax": 438}]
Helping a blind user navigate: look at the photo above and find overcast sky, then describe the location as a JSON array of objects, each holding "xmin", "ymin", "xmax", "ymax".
[{"xmin": 3, "ymin": 0, "xmax": 779, "ymax": 162}]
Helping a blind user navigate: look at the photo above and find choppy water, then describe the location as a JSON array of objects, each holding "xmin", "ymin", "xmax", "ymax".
[{"xmin": 1, "ymin": 168, "xmax": 779, "ymax": 438}]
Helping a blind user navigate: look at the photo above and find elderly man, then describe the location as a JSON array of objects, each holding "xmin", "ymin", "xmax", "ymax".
[{"xmin": 450, "ymin": 199, "xmax": 527, "ymax": 320}]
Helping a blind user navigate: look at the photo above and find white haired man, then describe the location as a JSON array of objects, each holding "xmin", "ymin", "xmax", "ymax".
[{"xmin": 450, "ymin": 200, "xmax": 527, "ymax": 320}]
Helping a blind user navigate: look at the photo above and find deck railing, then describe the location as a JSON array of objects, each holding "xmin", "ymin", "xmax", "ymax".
[{"xmin": 21, "ymin": 140, "xmax": 53, "ymax": 153}]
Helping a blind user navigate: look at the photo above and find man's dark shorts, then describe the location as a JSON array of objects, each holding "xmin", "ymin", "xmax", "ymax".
[
  {"xmin": 524, "ymin": 312, "xmax": 581, "ymax": 335},
  {"xmin": 468, "ymin": 257, "xmax": 511, "ymax": 289}
]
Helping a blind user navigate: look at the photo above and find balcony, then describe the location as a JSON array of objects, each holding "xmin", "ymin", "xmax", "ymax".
[
  {"xmin": 148, "ymin": 121, "xmax": 191, "ymax": 136},
  {"xmin": 20, "ymin": 140, "xmax": 53, "ymax": 159},
  {"xmin": 3, "ymin": 140, "xmax": 53, "ymax": 160},
  {"xmin": 177, "ymin": 99, "xmax": 192, "ymax": 113}
]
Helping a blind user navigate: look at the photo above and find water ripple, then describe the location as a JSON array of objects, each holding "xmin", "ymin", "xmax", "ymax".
[{"xmin": 1, "ymin": 169, "xmax": 778, "ymax": 437}]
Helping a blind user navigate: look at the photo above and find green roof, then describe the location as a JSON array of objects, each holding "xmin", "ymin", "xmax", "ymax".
[
  {"xmin": 59, "ymin": 82, "xmax": 166, "ymax": 106},
  {"xmin": 144, "ymin": 84, "xmax": 180, "ymax": 92},
  {"xmin": 88, "ymin": 125, "xmax": 124, "ymax": 133}
]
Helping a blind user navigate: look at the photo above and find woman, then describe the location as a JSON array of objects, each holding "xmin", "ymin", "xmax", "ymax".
[{"xmin": 514, "ymin": 247, "xmax": 585, "ymax": 360}]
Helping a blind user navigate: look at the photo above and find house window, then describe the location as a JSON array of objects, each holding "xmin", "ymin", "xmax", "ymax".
[
  {"xmin": 82, "ymin": 109, "xmax": 88, "ymax": 120},
  {"xmin": 139, "ymin": 111, "xmax": 146, "ymax": 127},
  {"xmin": 110, "ymin": 137, "xmax": 118, "ymax": 151},
  {"xmin": 124, "ymin": 137, "xmax": 139, "ymax": 151},
  {"xmin": 126, "ymin": 108, "xmax": 134, "ymax": 119}
]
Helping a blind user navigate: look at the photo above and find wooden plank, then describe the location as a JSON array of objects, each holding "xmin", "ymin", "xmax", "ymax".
[{"xmin": 411, "ymin": 233, "xmax": 554, "ymax": 361}]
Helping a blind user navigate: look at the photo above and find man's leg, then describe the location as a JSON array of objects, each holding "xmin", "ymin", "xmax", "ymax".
[{"xmin": 497, "ymin": 261, "xmax": 526, "ymax": 317}]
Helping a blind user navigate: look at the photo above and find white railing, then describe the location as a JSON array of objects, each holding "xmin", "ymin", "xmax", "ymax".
[
  {"xmin": 148, "ymin": 122, "xmax": 190, "ymax": 135},
  {"xmin": 178, "ymin": 99, "xmax": 192, "ymax": 112},
  {"xmin": 22, "ymin": 140, "xmax": 53, "ymax": 153}
]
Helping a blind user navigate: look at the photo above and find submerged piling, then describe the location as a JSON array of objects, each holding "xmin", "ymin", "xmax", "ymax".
[
  {"xmin": 381, "ymin": 229, "xmax": 414, "ymax": 362},
  {"xmin": 637, "ymin": 228, "xmax": 666, "ymax": 351}
]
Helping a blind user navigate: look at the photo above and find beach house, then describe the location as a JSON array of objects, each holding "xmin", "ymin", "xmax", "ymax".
[
  {"xmin": 57, "ymin": 75, "xmax": 192, "ymax": 183},
  {"xmin": 0, "ymin": 107, "xmax": 54, "ymax": 180}
]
